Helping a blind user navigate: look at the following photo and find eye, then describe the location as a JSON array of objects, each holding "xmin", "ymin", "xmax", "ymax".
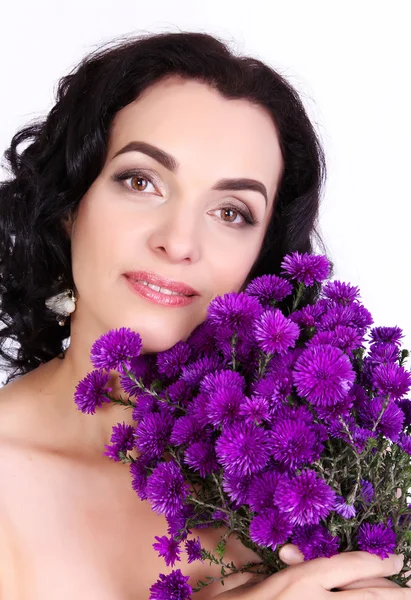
[
  {"xmin": 210, "ymin": 204, "xmax": 259, "ymax": 227},
  {"xmin": 112, "ymin": 169, "xmax": 159, "ymax": 194}
]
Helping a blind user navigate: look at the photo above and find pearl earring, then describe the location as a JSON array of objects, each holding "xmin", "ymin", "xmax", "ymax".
[{"xmin": 45, "ymin": 288, "xmax": 77, "ymax": 326}]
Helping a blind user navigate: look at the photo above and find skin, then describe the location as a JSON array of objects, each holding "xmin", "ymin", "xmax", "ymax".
[{"xmin": 0, "ymin": 75, "xmax": 407, "ymax": 599}]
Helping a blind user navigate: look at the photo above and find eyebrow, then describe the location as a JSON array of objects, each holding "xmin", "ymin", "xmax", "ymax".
[{"xmin": 112, "ymin": 141, "xmax": 268, "ymax": 206}]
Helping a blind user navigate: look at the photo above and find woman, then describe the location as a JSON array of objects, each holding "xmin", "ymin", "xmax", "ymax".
[{"xmin": 0, "ymin": 30, "xmax": 406, "ymax": 599}]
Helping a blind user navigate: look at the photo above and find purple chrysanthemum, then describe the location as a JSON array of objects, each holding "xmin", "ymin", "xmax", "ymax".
[
  {"xmin": 360, "ymin": 480, "xmax": 375, "ymax": 504},
  {"xmin": 184, "ymin": 441, "xmax": 219, "ymax": 477},
  {"xmin": 207, "ymin": 386, "xmax": 245, "ymax": 427},
  {"xmin": 103, "ymin": 422, "xmax": 135, "ymax": 461},
  {"xmin": 334, "ymin": 496, "xmax": 356, "ymax": 519},
  {"xmin": 146, "ymin": 461, "xmax": 190, "ymax": 517},
  {"xmin": 156, "ymin": 341, "xmax": 192, "ymax": 379},
  {"xmin": 357, "ymin": 397, "xmax": 404, "ymax": 442},
  {"xmin": 281, "ymin": 252, "xmax": 330, "ymax": 286},
  {"xmin": 398, "ymin": 399, "xmax": 411, "ymax": 426},
  {"xmin": 318, "ymin": 302, "xmax": 373, "ymax": 334},
  {"xmin": 251, "ymin": 370, "xmax": 293, "ymax": 406},
  {"xmin": 153, "ymin": 535, "xmax": 181, "ymax": 567},
  {"xmin": 181, "ymin": 355, "xmax": 223, "ymax": 387},
  {"xmin": 368, "ymin": 342, "xmax": 400, "ymax": 366},
  {"xmin": 211, "ymin": 509, "xmax": 230, "ymax": 525},
  {"xmin": 186, "ymin": 321, "xmax": 217, "ymax": 355},
  {"xmin": 397, "ymin": 433, "xmax": 411, "ymax": 455},
  {"xmin": 135, "ymin": 411, "xmax": 174, "ymax": 459},
  {"xmin": 200, "ymin": 370, "xmax": 245, "ymax": 394},
  {"xmin": 119, "ymin": 354, "xmax": 157, "ymax": 395},
  {"xmin": 322, "ymin": 280, "xmax": 360, "ymax": 305},
  {"xmin": 245, "ymin": 274, "xmax": 293, "ymax": 306},
  {"xmin": 247, "ymin": 469, "xmax": 282, "ymax": 512},
  {"xmin": 292, "ymin": 524, "xmax": 340, "ymax": 560},
  {"xmin": 357, "ymin": 523, "xmax": 396, "ymax": 559},
  {"xmin": 215, "ymin": 422, "xmax": 271, "ymax": 477},
  {"xmin": 249, "ymin": 507, "xmax": 293, "ymax": 550},
  {"xmin": 372, "ymin": 363, "xmax": 411, "ymax": 401},
  {"xmin": 166, "ymin": 380, "xmax": 193, "ymax": 408},
  {"xmin": 270, "ymin": 419, "xmax": 319, "ymax": 470},
  {"xmin": 170, "ymin": 415, "xmax": 208, "ymax": 446},
  {"xmin": 166, "ymin": 504, "xmax": 195, "ymax": 539},
  {"xmin": 222, "ymin": 473, "xmax": 253, "ymax": 507},
  {"xmin": 254, "ymin": 309, "xmax": 300, "ymax": 355},
  {"xmin": 74, "ymin": 369, "xmax": 112, "ymax": 414},
  {"xmin": 370, "ymin": 326, "xmax": 404, "ymax": 346},
  {"xmin": 185, "ymin": 537, "xmax": 203, "ymax": 563},
  {"xmin": 207, "ymin": 292, "xmax": 263, "ymax": 335},
  {"xmin": 293, "ymin": 345, "xmax": 355, "ymax": 407},
  {"xmin": 130, "ymin": 456, "xmax": 152, "ymax": 501},
  {"xmin": 290, "ymin": 303, "xmax": 326, "ymax": 328},
  {"xmin": 275, "ymin": 470, "xmax": 336, "ymax": 526},
  {"xmin": 239, "ymin": 396, "xmax": 271, "ymax": 424},
  {"xmin": 90, "ymin": 327, "xmax": 142, "ymax": 371},
  {"xmin": 149, "ymin": 569, "xmax": 192, "ymax": 600}
]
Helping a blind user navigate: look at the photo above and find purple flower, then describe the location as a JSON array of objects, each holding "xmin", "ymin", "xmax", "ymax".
[
  {"xmin": 318, "ymin": 303, "xmax": 373, "ymax": 334},
  {"xmin": 216, "ymin": 422, "xmax": 271, "ymax": 477},
  {"xmin": 293, "ymin": 345, "xmax": 355, "ymax": 407},
  {"xmin": 103, "ymin": 422, "xmax": 135, "ymax": 461},
  {"xmin": 222, "ymin": 473, "xmax": 253, "ymax": 507},
  {"xmin": 368, "ymin": 342, "xmax": 400, "ymax": 366},
  {"xmin": 74, "ymin": 369, "xmax": 112, "ymax": 414},
  {"xmin": 372, "ymin": 363, "xmax": 411, "ymax": 400},
  {"xmin": 275, "ymin": 470, "xmax": 336, "ymax": 526},
  {"xmin": 360, "ymin": 480, "xmax": 375, "ymax": 504},
  {"xmin": 249, "ymin": 507, "xmax": 293, "ymax": 550},
  {"xmin": 292, "ymin": 524, "xmax": 340, "ymax": 560},
  {"xmin": 207, "ymin": 386, "xmax": 245, "ymax": 427},
  {"xmin": 398, "ymin": 399, "xmax": 411, "ymax": 426},
  {"xmin": 186, "ymin": 321, "xmax": 217, "ymax": 355},
  {"xmin": 200, "ymin": 369, "xmax": 246, "ymax": 394},
  {"xmin": 281, "ymin": 252, "xmax": 330, "ymax": 285},
  {"xmin": 135, "ymin": 411, "xmax": 174, "ymax": 459},
  {"xmin": 181, "ymin": 355, "xmax": 223, "ymax": 387},
  {"xmin": 334, "ymin": 496, "xmax": 356, "ymax": 519},
  {"xmin": 239, "ymin": 396, "xmax": 271, "ymax": 424},
  {"xmin": 156, "ymin": 341, "xmax": 192, "ymax": 379},
  {"xmin": 90, "ymin": 327, "xmax": 142, "ymax": 371},
  {"xmin": 322, "ymin": 281, "xmax": 360, "ymax": 305},
  {"xmin": 290, "ymin": 303, "xmax": 325, "ymax": 328},
  {"xmin": 166, "ymin": 504, "xmax": 195, "ymax": 539},
  {"xmin": 357, "ymin": 523, "xmax": 396, "ymax": 559},
  {"xmin": 119, "ymin": 354, "xmax": 157, "ymax": 395},
  {"xmin": 270, "ymin": 419, "xmax": 319, "ymax": 470},
  {"xmin": 254, "ymin": 309, "xmax": 300, "ymax": 355},
  {"xmin": 130, "ymin": 456, "xmax": 151, "ymax": 501},
  {"xmin": 184, "ymin": 441, "xmax": 219, "ymax": 477},
  {"xmin": 171, "ymin": 415, "xmax": 208, "ymax": 446},
  {"xmin": 370, "ymin": 326, "xmax": 404, "ymax": 346},
  {"xmin": 251, "ymin": 370, "xmax": 293, "ymax": 406},
  {"xmin": 357, "ymin": 397, "xmax": 404, "ymax": 442},
  {"xmin": 185, "ymin": 537, "xmax": 203, "ymax": 563},
  {"xmin": 153, "ymin": 535, "xmax": 181, "ymax": 567},
  {"xmin": 149, "ymin": 569, "xmax": 192, "ymax": 600},
  {"xmin": 247, "ymin": 470, "xmax": 282, "ymax": 512},
  {"xmin": 146, "ymin": 461, "xmax": 190, "ymax": 517},
  {"xmin": 397, "ymin": 433, "xmax": 411, "ymax": 455},
  {"xmin": 207, "ymin": 292, "xmax": 263, "ymax": 336},
  {"xmin": 245, "ymin": 274, "xmax": 293, "ymax": 306}
]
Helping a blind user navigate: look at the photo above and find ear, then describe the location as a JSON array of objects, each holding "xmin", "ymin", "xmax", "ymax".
[{"xmin": 61, "ymin": 212, "xmax": 74, "ymax": 239}]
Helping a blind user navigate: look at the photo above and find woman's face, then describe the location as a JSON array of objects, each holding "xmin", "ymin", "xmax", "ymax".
[{"xmin": 68, "ymin": 75, "xmax": 284, "ymax": 353}]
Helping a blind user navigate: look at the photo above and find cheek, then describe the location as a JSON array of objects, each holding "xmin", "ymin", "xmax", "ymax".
[{"xmin": 209, "ymin": 236, "xmax": 263, "ymax": 294}]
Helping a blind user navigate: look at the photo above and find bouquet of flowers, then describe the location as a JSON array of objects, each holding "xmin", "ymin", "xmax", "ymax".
[{"xmin": 74, "ymin": 252, "xmax": 411, "ymax": 599}]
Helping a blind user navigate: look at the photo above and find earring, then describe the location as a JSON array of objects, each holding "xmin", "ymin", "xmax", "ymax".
[{"xmin": 45, "ymin": 288, "xmax": 77, "ymax": 326}]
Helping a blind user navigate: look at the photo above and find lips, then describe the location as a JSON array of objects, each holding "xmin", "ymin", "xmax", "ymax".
[{"xmin": 124, "ymin": 270, "xmax": 199, "ymax": 297}]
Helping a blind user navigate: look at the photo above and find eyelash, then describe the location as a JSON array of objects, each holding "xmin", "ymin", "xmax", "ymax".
[{"xmin": 111, "ymin": 169, "xmax": 259, "ymax": 227}]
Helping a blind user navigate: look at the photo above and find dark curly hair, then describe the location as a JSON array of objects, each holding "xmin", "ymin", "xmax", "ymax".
[{"xmin": 0, "ymin": 30, "xmax": 331, "ymax": 385}]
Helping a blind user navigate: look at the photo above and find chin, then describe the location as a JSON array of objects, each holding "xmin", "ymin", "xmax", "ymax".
[{"xmin": 135, "ymin": 322, "xmax": 193, "ymax": 355}]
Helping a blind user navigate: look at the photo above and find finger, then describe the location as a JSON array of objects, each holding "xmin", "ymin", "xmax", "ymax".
[
  {"xmin": 339, "ymin": 577, "xmax": 399, "ymax": 590},
  {"xmin": 334, "ymin": 586, "xmax": 411, "ymax": 598},
  {"xmin": 292, "ymin": 551, "xmax": 404, "ymax": 590},
  {"xmin": 278, "ymin": 544, "xmax": 305, "ymax": 565}
]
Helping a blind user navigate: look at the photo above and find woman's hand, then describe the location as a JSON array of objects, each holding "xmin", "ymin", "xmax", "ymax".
[
  {"xmin": 215, "ymin": 549, "xmax": 406, "ymax": 598},
  {"xmin": 279, "ymin": 543, "xmax": 406, "ymax": 590}
]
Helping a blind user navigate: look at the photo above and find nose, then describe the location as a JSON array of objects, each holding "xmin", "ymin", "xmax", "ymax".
[{"xmin": 147, "ymin": 200, "xmax": 202, "ymax": 265}]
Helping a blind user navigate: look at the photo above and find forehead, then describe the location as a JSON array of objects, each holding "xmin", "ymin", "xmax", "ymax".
[{"xmin": 108, "ymin": 76, "xmax": 283, "ymax": 203}]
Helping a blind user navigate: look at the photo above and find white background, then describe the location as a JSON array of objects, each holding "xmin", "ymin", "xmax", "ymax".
[{"xmin": 0, "ymin": 0, "xmax": 410, "ymax": 382}]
